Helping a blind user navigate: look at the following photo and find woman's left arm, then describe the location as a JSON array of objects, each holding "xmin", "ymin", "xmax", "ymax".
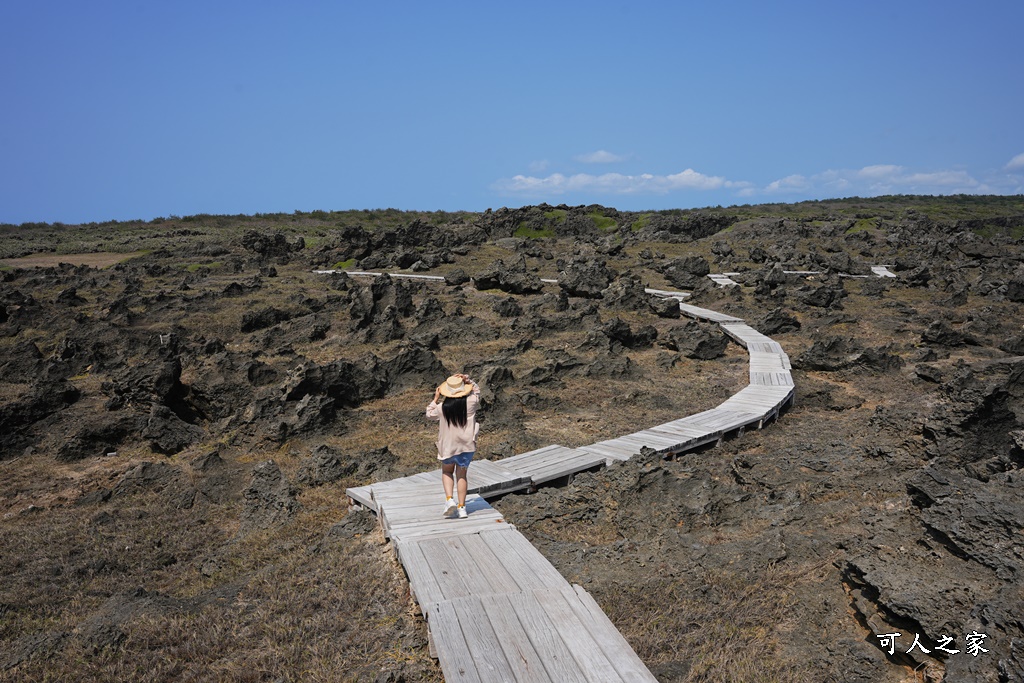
[{"xmin": 456, "ymin": 373, "xmax": 480, "ymax": 395}]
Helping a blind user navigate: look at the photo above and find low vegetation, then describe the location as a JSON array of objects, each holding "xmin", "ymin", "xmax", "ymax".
[{"xmin": 2, "ymin": 194, "xmax": 1023, "ymax": 681}]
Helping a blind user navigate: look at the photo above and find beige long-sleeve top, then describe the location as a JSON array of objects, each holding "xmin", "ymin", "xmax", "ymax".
[{"xmin": 426, "ymin": 383, "xmax": 481, "ymax": 460}]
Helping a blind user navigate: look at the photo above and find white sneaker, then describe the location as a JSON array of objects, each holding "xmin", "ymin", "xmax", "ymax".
[
  {"xmin": 442, "ymin": 498, "xmax": 457, "ymax": 518},
  {"xmin": 457, "ymin": 506, "xmax": 468, "ymax": 519}
]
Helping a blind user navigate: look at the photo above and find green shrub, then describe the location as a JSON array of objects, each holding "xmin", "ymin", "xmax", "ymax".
[
  {"xmin": 543, "ymin": 209, "xmax": 567, "ymax": 224},
  {"xmin": 630, "ymin": 214, "xmax": 652, "ymax": 232},
  {"xmin": 589, "ymin": 212, "xmax": 617, "ymax": 233},
  {"xmin": 331, "ymin": 258, "xmax": 356, "ymax": 270},
  {"xmin": 514, "ymin": 224, "xmax": 554, "ymax": 239},
  {"xmin": 846, "ymin": 218, "xmax": 878, "ymax": 235}
]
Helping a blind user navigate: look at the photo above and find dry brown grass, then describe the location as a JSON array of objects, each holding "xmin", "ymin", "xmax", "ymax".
[
  {"xmin": 600, "ymin": 562, "xmax": 822, "ymax": 682},
  {"xmin": 0, "ymin": 457, "xmax": 441, "ymax": 683}
]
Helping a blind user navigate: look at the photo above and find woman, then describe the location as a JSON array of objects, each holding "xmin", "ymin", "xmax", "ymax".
[{"xmin": 426, "ymin": 373, "xmax": 480, "ymax": 519}]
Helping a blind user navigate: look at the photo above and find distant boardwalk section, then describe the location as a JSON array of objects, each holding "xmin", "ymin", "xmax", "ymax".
[{"xmin": 340, "ymin": 272, "xmax": 794, "ymax": 681}]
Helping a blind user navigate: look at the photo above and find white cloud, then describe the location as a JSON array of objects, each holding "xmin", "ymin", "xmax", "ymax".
[
  {"xmin": 494, "ymin": 168, "xmax": 743, "ymax": 195},
  {"xmin": 765, "ymin": 174, "xmax": 811, "ymax": 193},
  {"xmin": 902, "ymin": 171, "xmax": 977, "ymax": 187},
  {"xmin": 756, "ymin": 164, "xmax": 985, "ymax": 198},
  {"xmin": 1005, "ymin": 153, "xmax": 1024, "ymax": 171},
  {"xmin": 496, "ymin": 160, "xmax": 1020, "ymax": 202},
  {"xmin": 574, "ymin": 150, "xmax": 625, "ymax": 164},
  {"xmin": 856, "ymin": 164, "xmax": 904, "ymax": 179}
]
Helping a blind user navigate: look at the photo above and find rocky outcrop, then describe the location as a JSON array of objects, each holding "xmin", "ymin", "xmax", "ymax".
[
  {"xmin": 557, "ymin": 257, "xmax": 616, "ymax": 298},
  {"xmin": 660, "ymin": 322, "xmax": 729, "ymax": 359},
  {"xmin": 240, "ymin": 460, "xmax": 300, "ymax": 531},
  {"xmin": 660, "ymin": 256, "xmax": 710, "ymax": 289},
  {"xmin": 473, "ymin": 256, "xmax": 543, "ymax": 294},
  {"xmin": 297, "ymin": 444, "xmax": 398, "ymax": 487}
]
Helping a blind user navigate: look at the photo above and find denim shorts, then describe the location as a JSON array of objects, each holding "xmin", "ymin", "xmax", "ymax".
[{"xmin": 442, "ymin": 451, "xmax": 474, "ymax": 468}]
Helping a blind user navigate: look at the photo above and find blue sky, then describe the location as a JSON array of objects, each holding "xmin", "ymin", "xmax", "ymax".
[{"xmin": 2, "ymin": 1, "xmax": 1022, "ymax": 224}]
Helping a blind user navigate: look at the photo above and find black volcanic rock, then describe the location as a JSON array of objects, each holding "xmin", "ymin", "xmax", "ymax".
[
  {"xmin": 908, "ymin": 467, "xmax": 1024, "ymax": 580},
  {"xmin": 241, "ymin": 460, "xmax": 300, "ymax": 531},
  {"xmin": 661, "ymin": 321, "xmax": 728, "ymax": 359},
  {"xmin": 758, "ymin": 308, "xmax": 801, "ymax": 334},
  {"xmin": 558, "ymin": 257, "xmax": 616, "ymax": 298},
  {"xmin": 473, "ymin": 256, "xmax": 543, "ymax": 294},
  {"xmin": 922, "ymin": 320, "xmax": 976, "ymax": 347},
  {"xmin": 601, "ymin": 275, "xmax": 648, "ymax": 310},
  {"xmin": 661, "ymin": 256, "xmax": 710, "ymax": 289}
]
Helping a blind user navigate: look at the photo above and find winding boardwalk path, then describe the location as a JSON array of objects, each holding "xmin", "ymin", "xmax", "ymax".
[{"xmin": 331, "ymin": 270, "xmax": 795, "ymax": 681}]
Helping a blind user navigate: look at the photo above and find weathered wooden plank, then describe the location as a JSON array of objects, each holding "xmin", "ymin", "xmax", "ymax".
[
  {"xmin": 478, "ymin": 593, "xmax": 566, "ymax": 683},
  {"xmin": 718, "ymin": 397, "xmax": 781, "ymax": 411},
  {"xmin": 726, "ymin": 333, "xmax": 772, "ymax": 344},
  {"xmin": 615, "ymin": 431, "xmax": 692, "ymax": 449},
  {"xmin": 499, "ymin": 450, "xmax": 602, "ymax": 476},
  {"xmin": 387, "ymin": 508, "xmax": 511, "ymax": 543},
  {"xmin": 707, "ymin": 273, "xmax": 739, "ymax": 286},
  {"xmin": 524, "ymin": 461, "xmax": 603, "ymax": 485},
  {"xmin": 373, "ymin": 466, "xmax": 531, "ymax": 503},
  {"xmin": 501, "ymin": 446, "xmax": 595, "ymax": 469},
  {"xmin": 451, "ymin": 597, "xmax": 520, "ymax": 680},
  {"xmin": 501, "ymin": 448, "xmax": 608, "ymax": 484},
  {"xmin": 415, "ymin": 534, "xmax": 473, "ymax": 601},
  {"xmin": 468, "ymin": 460, "xmax": 535, "ymax": 488},
  {"xmin": 478, "ymin": 529, "xmax": 567, "ymax": 590},
  {"xmin": 752, "ymin": 356, "xmax": 791, "ymax": 371},
  {"xmin": 750, "ymin": 371, "xmax": 794, "ymax": 387},
  {"xmin": 750, "ymin": 351, "xmax": 788, "ymax": 363},
  {"xmin": 748, "ymin": 341, "xmax": 784, "ymax": 353},
  {"xmin": 568, "ymin": 586, "xmax": 660, "ymax": 682},
  {"xmin": 677, "ymin": 302, "xmax": 743, "ymax": 321},
  {"xmin": 589, "ymin": 444, "xmax": 643, "ymax": 460},
  {"xmin": 576, "ymin": 444, "xmax": 636, "ymax": 461},
  {"xmin": 438, "ymin": 532, "xmax": 509, "ymax": 598},
  {"xmin": 504, "ymin": 592, "xmax": 590, "ymax": 683},
  {"xmin": 345, "ymin": 485, "xmax": 375, "ymax": 510},
  {"xmin": 534, "ymin": 589, "xmax": 626, "ymax": 682},
  {"xmin": 445, "ymin": 534, "xmax": 522, "ymax": 595},
  {"xmin": 428, "ymin": 599, "xmax": 483, "ymax": 682},
  {"xmin": 381, "ymin": 496, "xmax": 495, "ymax": 533},
  {"xmin": 343, "ymin": 270, "xmax": 447, "ymax": 281},
  {"xmin": 731, "ymin": 385, "xmax": 794, "ymax": 398},
  {"xmin": 643, "ymin": 287, "xmax": 690, "ymax": 299},
  {"xmin": 718, "ymin": 393, "xmax": 785, "ymax": 406},
  {"xmin": 647, "ymin": 420, "xmax": 716, "ymax": 438},
  {"xmin": 727, "ymin": 392, "xmax": 793, "ymax": 406},
  {"xmin": 394, "ymin": 538, "xmax": 446, "ymax": 608},
  {"xmin": 642, "ymin": 430, "xmax": 712, "ymax": 449},
  {"xmin": 388, "ymin": 514, "xmax": 508, "ymax": 542},
  {"xmin": 684, "ymin": 409, "xmax": 742, "ymax": 427},
  {"xmin": 379, "ymin": 482, "xmax": 438, "ymax": 497}
]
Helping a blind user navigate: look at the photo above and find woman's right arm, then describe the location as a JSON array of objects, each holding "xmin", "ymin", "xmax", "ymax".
[{"xmin": 426, "ymin": 386, "xmax": 442, "ymax": 420}]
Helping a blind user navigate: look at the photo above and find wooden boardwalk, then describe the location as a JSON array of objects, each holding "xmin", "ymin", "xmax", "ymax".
[
  {"xmin": 707, "ymin": 272, "xmax": 741, "ymax": 286},
  {"xmin": 336, "ymin": 270, "xmax": 799, "ymax": 681}
]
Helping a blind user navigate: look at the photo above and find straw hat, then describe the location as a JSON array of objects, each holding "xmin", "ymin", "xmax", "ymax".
[{"xmin": 438, "ymin": 375, "xmax": 473, "ymax": 398}]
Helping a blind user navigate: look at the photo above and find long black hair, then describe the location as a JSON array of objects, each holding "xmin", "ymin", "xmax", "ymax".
[{"xmin": 441, "ymin": 395, "xmax": 468, "ymax": 429}]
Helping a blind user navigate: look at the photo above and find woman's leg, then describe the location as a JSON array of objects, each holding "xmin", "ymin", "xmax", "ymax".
[
  {"xmin": 455, "ymin": 464, "xmax": 468, "ymax": 506},
  {"xmin": 442, "ymin": 462, "xmax": 455, "ymax": 499}
]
